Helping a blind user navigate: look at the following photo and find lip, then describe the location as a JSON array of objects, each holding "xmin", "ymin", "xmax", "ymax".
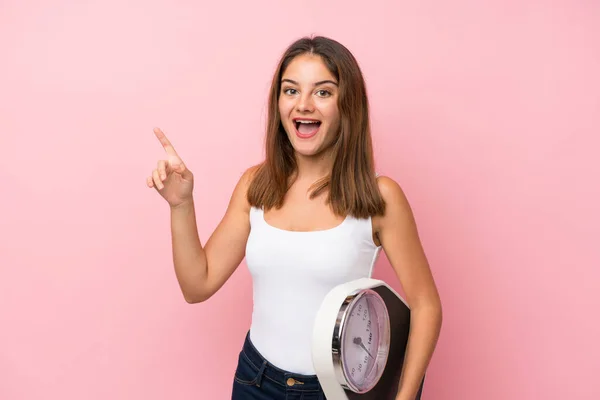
[
  {"xmin": 292, "ymin": 118, "xmax": 321, "ymax": 139},
  {"xmin": 292, "ymin": 117, "xmax": 321, "ymax": 122}
]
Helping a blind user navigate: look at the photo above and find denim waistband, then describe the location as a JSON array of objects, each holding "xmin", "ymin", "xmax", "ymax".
[{"xmin": 242, "ymin": 331, "xmax": 323, "ymax": 392}]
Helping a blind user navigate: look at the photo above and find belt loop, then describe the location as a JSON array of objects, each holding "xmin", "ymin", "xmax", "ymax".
[{"xmin": 255, "ymin": 360, "xmax": 267, "ymax": 387}]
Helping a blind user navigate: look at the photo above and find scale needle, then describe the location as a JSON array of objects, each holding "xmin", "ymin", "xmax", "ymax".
[{"xmin": 353, "ymin": 337, "xmax": 375, "ymax": 359}]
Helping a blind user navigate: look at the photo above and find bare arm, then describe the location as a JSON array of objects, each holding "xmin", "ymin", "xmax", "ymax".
[
  {"xmin": 147, "ymin": 128, "xmax": 255, "ymax": 303},
  {"xmin": 170, "ymin": 168, "xmax": 254, "ymax": 303},
  {"xmin": 374, "ymin": 176, "xmax": 443, "ymax": 400}
]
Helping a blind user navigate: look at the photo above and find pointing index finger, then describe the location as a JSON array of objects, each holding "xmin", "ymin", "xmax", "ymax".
[{"xmin": 153, "ymin": 127, "xmax": 178, "ymax": 156}]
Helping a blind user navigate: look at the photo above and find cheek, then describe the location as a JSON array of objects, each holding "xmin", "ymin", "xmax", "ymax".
[
  {"xmin": 322, "ymin": 105, "xmax": 340, "ymax": 127},
  {"xmin": 317, "ymin": 100, "xmax": 338, "ymax": 118},
  {"xmin": 278, "ymin": 100, "xmax": 294, "ymax": 136},
  {"xmin": 278, "ymin": 98, "xmax": 293, "ymax": 116}
]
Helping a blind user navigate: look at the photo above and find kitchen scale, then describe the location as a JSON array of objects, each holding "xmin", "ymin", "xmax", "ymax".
[{"xmin": 312, "ymin": 278, "xmax": 424, "ymax": 399}]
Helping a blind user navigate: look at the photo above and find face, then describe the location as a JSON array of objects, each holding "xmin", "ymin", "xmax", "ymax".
[{"xmin": 278, "ymin": 54, "xmax": 341, "ymax": 158}]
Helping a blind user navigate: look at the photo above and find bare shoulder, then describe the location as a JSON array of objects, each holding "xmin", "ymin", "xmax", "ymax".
[
  {"xmin": 376, "ymin": 175, "xmax": 410, "ymax": 205},
  {"xmin": 229, "ymin": 163, "xmax": 261, "ymax": 213},
  {"xmin": 372, "ymin": 175, "xmax": 415, "ymax": 233},
  {"xmin": 240, "ymin": 163, "xmax": 261, "ymax": 189}
]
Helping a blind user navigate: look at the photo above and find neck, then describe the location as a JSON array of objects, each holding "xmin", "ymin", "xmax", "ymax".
[{"xmin": 294, "ymin": 151, "xmax": 334, "ymax": 182}]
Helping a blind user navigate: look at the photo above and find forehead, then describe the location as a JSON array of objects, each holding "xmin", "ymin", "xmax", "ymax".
[{"xmin": 282, "ymin": 54, "xmax": 337, "ymax": 83}]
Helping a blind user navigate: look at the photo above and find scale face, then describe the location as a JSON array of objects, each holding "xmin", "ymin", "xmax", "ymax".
[
  {"xmin": 332, "ymin": 289, "xmax": 390, "ymax": 393},
  {"xmin": 312, "ymin": 278, "xmax": 424, "ymax": 400}
]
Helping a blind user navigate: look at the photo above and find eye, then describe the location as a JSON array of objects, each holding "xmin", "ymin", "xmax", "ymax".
[
  {"xmin": 283, "ymin": 88, "xmax": 298, "ymax": 95},
  {"xmin": 316, "ymin": 89, "xmax": 332, "ymax": 97}
]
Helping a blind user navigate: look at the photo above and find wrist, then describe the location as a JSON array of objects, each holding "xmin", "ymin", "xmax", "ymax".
[{"xmin": 170, "ymin": 198, "xmax": 194, "ymax": 211}]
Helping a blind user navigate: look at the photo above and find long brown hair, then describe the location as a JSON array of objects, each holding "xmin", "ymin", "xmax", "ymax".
[{"xmin": 247, "ymin": 35, "xmax": 385, "ymax": 219}]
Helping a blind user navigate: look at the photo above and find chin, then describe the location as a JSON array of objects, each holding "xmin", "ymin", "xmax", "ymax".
[{"xmin": 291, "ymin": 144, "xmax": 320, "ymax": 157}]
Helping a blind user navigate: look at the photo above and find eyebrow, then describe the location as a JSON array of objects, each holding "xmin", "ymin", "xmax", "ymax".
[{"xmin": 281, "ymin": 78, "xmax": 338, "ymax": 87}]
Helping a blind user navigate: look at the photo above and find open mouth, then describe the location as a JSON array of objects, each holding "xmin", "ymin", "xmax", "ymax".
[{"xmin": 294, "ymin": 119, "xmax": 322, "ymax": 137}]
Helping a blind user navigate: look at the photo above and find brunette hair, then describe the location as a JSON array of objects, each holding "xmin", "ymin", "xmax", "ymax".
[{"xmin": 247, "ymin": 35, "xmax": 385, "ymax": 219}]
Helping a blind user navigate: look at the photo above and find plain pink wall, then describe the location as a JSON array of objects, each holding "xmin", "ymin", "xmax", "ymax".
[{"xmin": 1, "ymin": 0, "xmax": 598, "ymax": 399}]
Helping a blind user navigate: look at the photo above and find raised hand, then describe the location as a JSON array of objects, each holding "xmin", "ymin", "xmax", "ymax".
[{"xmin": 147, "ymin": 127, "xmax": 194, "ymax": 208}]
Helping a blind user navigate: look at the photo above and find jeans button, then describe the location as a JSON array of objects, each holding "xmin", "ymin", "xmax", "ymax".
[{"xmin": 287, "ymin": 378, "xmax": 295, "ymax": 386}]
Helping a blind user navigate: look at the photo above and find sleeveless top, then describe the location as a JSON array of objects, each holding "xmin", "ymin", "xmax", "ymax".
[{"xmin": 245, "ymin": 201, "xmax": 382, "ymax": 375}]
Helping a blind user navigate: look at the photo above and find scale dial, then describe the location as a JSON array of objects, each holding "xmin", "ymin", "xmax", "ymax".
[{"xmin": 336, "ymin": 289, "xmax": 390, "ymax": 393}]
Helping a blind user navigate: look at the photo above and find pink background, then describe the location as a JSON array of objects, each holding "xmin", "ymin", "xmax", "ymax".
[{"xmin": 1, "ymin": 1, "xmax": 598, "ymax": 399}]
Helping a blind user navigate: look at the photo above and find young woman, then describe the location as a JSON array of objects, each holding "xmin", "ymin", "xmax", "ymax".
[{"xmin": 147, "ymin": 36, "xmax": 442, "ymax": 400}]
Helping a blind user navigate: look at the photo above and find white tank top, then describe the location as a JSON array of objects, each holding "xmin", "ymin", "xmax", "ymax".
[{"xmin": 245, "ymin": 205, "xmax": 382, "ymax": 375}]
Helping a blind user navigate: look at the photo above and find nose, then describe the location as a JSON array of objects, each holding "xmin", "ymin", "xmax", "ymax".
[{"xmin": 296, "ymin": 92, "xmax": 314, "ymax": 113}]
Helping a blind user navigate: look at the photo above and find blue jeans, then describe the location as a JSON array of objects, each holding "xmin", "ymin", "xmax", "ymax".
[{"xmin": 231, "ymin": 331, "xmax": 327, "ymax": 400}]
